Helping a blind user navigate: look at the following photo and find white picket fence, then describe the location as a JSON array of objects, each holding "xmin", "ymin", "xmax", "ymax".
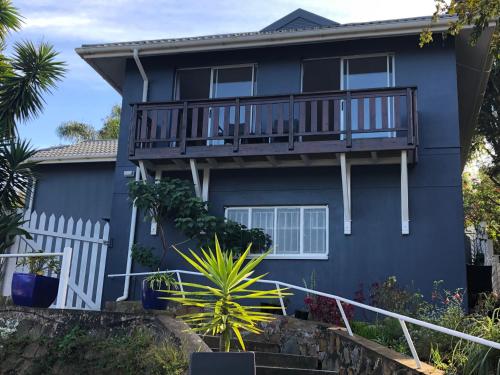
[{"xmin": 1, "ymin": 210, "xmax": 110, "ymax": 310}]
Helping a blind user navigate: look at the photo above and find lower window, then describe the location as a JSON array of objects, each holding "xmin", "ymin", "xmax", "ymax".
[{"xmin": 225, "ymin": 206, "xmax": 329, "ymax": 259}]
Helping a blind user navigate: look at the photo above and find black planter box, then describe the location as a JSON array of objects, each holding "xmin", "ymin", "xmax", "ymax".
[
  {"xmin": 467, "ymin": 264, "xmax": 492, "ymax": 309},
  {"xmin": 294, "ymin": 309, "xmax": 309, "ymax": 320},
  {"xmin": 190, "ymin": 352, "xmax": 255, "ymax": 375}
]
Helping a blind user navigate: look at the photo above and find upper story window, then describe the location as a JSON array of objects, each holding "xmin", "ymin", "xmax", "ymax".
[
  {"xmin": 342, "ymin": 55, "xmax": 394, "ymax": 90},
  {"xmin": 175, "ymin": 65, "xmax": 256, "ymax": 100},
  {"xmin": 225, "ymin": 205, "xmax": 329, "ymax": 259},
  {"xmin": 302, "ymin": 54, "xmax": 394, "ymax": 93}
]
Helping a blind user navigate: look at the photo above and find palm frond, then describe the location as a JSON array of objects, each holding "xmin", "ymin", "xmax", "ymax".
[{"xmin": 0, "ymin": 41, "xmax": 65, "ymax": 138}]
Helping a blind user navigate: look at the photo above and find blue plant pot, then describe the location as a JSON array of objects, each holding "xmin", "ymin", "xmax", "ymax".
[
  {"xmin": 11, "ymin": 272, "xmax": 59, "ymax": 308},
  {"xmin": 141, "ymin": 279, "xmax": 169, "ymax": 310}
]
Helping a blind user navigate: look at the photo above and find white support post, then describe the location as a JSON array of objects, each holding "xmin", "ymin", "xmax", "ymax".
[
  {"xmin": 399, "ymin": 319, "xmax": 421, "ymax": 368},
  {"xmin": 202, "ymin": 168, "xmax": 210, "ymax": 202},
  {"xmin": 189, "ymin": 159, "xmax": 202, "ymax": 198},
  {"xmin": 340, "ymin": 153, "xmax": 351, "ymax": 235},
  {"xmin": 150, "ymin": 169, "xmax": 161, "ymax": 235},
  {"xmin": 56, "ymin": 247, "xmax": 73, "ymax": 309},
  {"xmin": 276, "ymin": 282, "xmax": 287, "ymax": 316},
  {"xmin": 138, "ymin": 161, "xmax": 148, "ymax": 182},
  {"xmin": 336, "ymin": 299, "xmax": 353, "ymax": 336},
  {"xmin": 401, "ymin": 150, "xmax": 410, "ymax": 235},
  {"xmin": 175, "ymin": 271, "xmax": 185, "ymax": 299}
]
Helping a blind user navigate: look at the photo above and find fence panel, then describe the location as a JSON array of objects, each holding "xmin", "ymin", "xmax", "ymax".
[{"xmin": 0, "ymin": 211, "xmax": 109, "ymax": 310}]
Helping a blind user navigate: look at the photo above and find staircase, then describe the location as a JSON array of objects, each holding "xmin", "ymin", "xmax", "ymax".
[{"xmin": 202, "ymin": 336, "xmax": 338, "ymax": 374}]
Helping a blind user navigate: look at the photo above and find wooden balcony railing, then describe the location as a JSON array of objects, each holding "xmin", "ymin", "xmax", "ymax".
[{"xmin": 129, "ymin": 87, "xmax": 418, "ymax": 160}]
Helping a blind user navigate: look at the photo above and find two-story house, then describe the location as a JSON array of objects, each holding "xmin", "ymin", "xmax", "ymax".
[{"xmin": 77, "ymin": 9, "xmax": 494, "ymax": 308}]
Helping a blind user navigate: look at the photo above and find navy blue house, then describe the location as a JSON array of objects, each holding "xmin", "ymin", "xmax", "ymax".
[{"xmin": 76, "ymin": 9, "xmax": 494, "ymax": 308}]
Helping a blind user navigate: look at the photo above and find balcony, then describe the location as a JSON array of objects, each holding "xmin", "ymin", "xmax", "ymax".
[{"xmin": 129, "ymin": 87, "xmax": 418, "ymax": 169}]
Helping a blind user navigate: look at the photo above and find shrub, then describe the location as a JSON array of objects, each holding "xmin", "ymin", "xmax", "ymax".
[{"xmin": 351, "ymin": 276, "xmax": 500, "ymax": 374}]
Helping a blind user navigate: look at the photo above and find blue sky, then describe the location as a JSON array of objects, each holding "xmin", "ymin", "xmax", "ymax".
[{"xmin": 10, "ymin": 0, "xmax": 435, "ymax": 148}]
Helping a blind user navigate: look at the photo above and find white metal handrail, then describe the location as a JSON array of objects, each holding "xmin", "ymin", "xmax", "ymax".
[
  {"xmin": 0, "ymin": 247, "xmax": 73, "ymax": 309},
  {"xmin": 108, "ymin": 269, "xmax": 500, "ymax": 368}
]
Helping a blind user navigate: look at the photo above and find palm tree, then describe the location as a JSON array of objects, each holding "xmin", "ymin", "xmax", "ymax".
[
  {"xmin": 0, "ymin": 0, "xmax": 65, "ymax": 275},
  {"xmin": 56, "ymin": 121, "xmax": 97, "ymax": 143},
  {"xmin": 56, "ymin": 105, "xmax": 121, "ymax": 143}
]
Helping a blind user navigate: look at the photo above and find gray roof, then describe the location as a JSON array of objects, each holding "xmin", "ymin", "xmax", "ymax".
[
  {"xmin": 80, "ymin": 15, "xmax": 446, "ymax": 50},
  {"xmin": 32, "ymin": 140, "xmax": 117, "ymax": 163},
  {"xmin": 261, "ymin": 8, "xmax": 339, "ymax": 32}
]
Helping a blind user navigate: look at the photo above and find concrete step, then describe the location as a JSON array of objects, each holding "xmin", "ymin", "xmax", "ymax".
[
  {"xmin": 254, "ymin": 352, "xmax": 319, "ymax": 369},
  {"xmin": 202, "ymin": 335, "xmax": 281, "ymax": 353},
  {"xmin": 257, "ymin": 366, "xmax": 338, "ymax": 375}
]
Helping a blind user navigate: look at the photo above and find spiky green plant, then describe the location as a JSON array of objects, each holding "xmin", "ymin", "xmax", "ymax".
[{"xmin": 164, "ymin": 236, "xmax": 290, "ymax": 352}]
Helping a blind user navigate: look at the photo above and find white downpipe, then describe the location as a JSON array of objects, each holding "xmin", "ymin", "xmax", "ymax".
[
  {"xmin": 116, "ymin": 48, "xmax": 148, "ymax": 302},
  {"xmin": 133, "ymin": 48, "xmax": 148, "ymax": 101}
]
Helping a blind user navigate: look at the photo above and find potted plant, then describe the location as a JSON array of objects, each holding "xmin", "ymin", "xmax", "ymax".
[
  {"xmin": 131, "ymin": 244, "xmax": 178, "ymax": 310},
  {"xmin": 141, "ymin": 271, "xmax": 176, "ymax": 310},
  {"xmin": 11, "ymin": 250, "xmax": 61, "ymax": 308},
  {"xmin": 164, "ymin": 236, "xmax": 290, "ymax": 374}
]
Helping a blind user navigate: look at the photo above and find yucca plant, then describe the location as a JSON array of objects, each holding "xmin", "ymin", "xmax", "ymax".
[{"xmin": 164, "ymin": 236, "xmax": 290, "ymax": 352}]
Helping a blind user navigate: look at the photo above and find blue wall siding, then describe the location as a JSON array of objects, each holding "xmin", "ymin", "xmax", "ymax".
[
  {"xmin": 103, "ymin": 35, "xmax": 466, "ymax": 307},
  {"xmin": 32, "ymin": 163, "xmax": 115, "ymax": 222}
]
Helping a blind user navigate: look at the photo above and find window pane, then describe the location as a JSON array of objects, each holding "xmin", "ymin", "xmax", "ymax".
[
  {"xmin": 302, "ymin": 59, "xmax": 340, "ymax": 93},
  {"xmin": 226, "ymin": 209, "xmax": 249, "ymax": 227},
  {"xmin": 276, "ymin": 208, "xmax": 300, "ymax": 254},
  {"xmin": 213, "ymin": 67, "xmax": 254, "ymax": 98},
  {"xmin": 345, "ymin": 56, "xmax": 388, "ymax": 89},
  {"xmin": 176, "ymin": 68, "xmax": 211, "ymax": 100},
  {"xmin": 251, "ymin": 208, "xmax": 274, "ymax": 238},
  {"xmin": 303, "ymin": 208, "xmax": 327, "ymax": 254}
]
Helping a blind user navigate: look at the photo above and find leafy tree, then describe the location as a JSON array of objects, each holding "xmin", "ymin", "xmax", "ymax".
[
  {"xmin": 0, "ymin": 1, "xmax": 65, "ymax": 275},
  {"xmin": 463, "ymin": 171, "xmax": 500, "ymax": 256},
  {"xmin": 98, "ymin": 104, "xmax": 120, "ymax": 139},
  {"xmin": 56, "ymin": 105, "xmax": 120, "ymax": 143}
]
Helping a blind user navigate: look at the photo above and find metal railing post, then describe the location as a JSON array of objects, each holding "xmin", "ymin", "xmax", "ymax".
[
  {"xmin": 399, "ymin": 319, "xmax": 421, "ymax": 369},
  {"xmin": 276, "ymin": 282, "xmax": 287, "ymax": 316},
  {"xmin": 335, "ymin": 299, "xmax": 353, "ymax": 336},
  {"xmin": 176, "ymin": 271, "xmax": 185, "ymax": 298},
  {"xmin": 57, "ymin": 247, "xmax": 73, "ymax": 309}
]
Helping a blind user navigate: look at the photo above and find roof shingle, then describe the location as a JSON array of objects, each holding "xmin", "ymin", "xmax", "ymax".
[{"xmin": 32, "ymin": 140, "xmax": 117, "ymax": 163}]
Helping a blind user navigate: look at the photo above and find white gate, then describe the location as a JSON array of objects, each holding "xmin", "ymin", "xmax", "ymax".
[{"xmin": 1, "ymin": 210, "xmax": 109, "ymax": 310}]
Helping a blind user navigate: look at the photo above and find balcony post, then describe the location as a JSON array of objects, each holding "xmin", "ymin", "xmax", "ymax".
[
  {"xmin": 180, "ymin": 101, "xmax": 188, "ymax": 154},
  {"xmin": 345, "ymin": 92, "xmax": 352, "ymax": 148},
  {"xmin": 288, "ymin": 95, "xmax": 294, "ymax": 150},
  {"xmin": 406, "ymin": 88, "xmax": 414, "ymax": 145},
  {"xmin": 233, "ymin": 98, "xmax": 240, "ymax": 152}
]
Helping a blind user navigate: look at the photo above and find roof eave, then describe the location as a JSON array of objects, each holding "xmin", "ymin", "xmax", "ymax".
[
  {"xmin": 76, "ymin": 17, "xmax": 460, "ymax": 59},
  {"xmin": 32, "ymin": 156, "xmax": 116, "ymax": 164}
]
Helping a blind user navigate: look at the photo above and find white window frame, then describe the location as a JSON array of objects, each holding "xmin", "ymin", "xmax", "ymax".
[{"xmin": 225, "ymin": 205, "xmax": 329, "ymax": 260}]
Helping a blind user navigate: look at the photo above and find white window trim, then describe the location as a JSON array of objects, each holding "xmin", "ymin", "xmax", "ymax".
[{"xmin": 225, "ymin": 205, "xmax": 329, "ymax": 260}]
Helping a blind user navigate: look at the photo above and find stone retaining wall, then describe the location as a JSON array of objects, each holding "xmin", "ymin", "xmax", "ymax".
[
  {"xmin": 0, "ymin": 304, "xmax": 210, "ymax": 374},
  {"xmin": 248, "ymin": 316, "xmax": 443, "ymax": 375}
]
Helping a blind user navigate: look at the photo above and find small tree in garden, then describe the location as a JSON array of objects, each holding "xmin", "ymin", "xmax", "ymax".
[
  {"xmin": 463, "ymin": 171, "xmax": 500, "ymax": 260},
  {"xmin": 128, "ymin": 177, "xmax": 271, "ymax": 268},
  {"xmin": 165, "ymin": 236, "xmax": 289, "ymax": 352}
]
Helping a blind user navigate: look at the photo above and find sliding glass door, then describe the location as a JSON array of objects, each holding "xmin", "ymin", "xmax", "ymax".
[
  {"xmin": 175, "ymin": 65, "xmax": 255, "ymax": 145},
  {"xmin": 210, "ymin": 66, "xmax": 255, "ymax": 144},
  {"xmin": 341, "ymin": 55, "xmax": 395, "ymax": 138}
]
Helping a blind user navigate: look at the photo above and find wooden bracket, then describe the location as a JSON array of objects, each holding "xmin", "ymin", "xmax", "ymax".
[
  {"xmin": 401, "ymin": 150, "xmax": 410, "ymax": 235},
  {"xmin": 340, "ymin": 153, "xmax": 351, "ymax": 235}
]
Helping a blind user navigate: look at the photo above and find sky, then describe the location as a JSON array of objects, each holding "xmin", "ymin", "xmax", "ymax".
[{"xmin": 10, "ymin": 0, "xmax": 437, "ymax": 148}]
